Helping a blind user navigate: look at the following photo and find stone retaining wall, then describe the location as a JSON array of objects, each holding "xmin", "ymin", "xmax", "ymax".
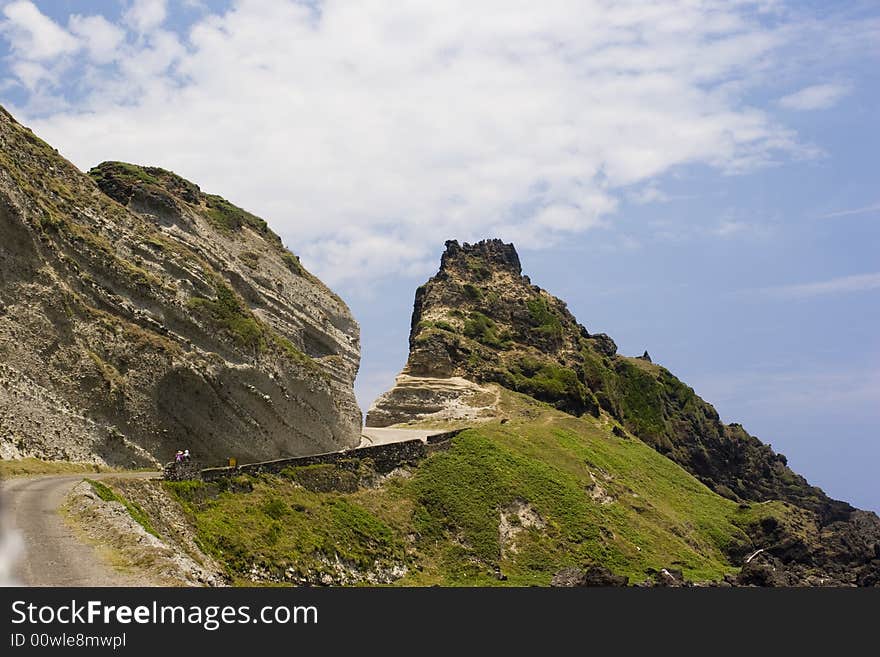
[{"xmin": 196, "ymin": 428, "xmax": 465, "ymax": 482}]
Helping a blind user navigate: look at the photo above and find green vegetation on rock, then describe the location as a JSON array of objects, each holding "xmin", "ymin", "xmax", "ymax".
[
  {"xmin": 86, "ymin": 479, "xmax": 159, "ymax": 538},
  {"xmin": 89, "ymin": 161, "xmax": 162, "ymax": 188},
  {"xmin": 462, "ymin": 283, "xmax": 482, "ymax": 300},
  {"xmin": 501, "ymin": 357, "xmax": 597, "ymax": 417},
  {"xmin": 281, "ymin": 252, "xmax": 305, "ymax": 276},
  {"xmin": 526, "ymin": 296, "xmax": 563, "ymax": 340},
  {"xmin": 462, "ymin": 311, "xmax": 509, "ymax": 349},
  {"xmin": 189, "ymin": 283, "xmax": 265, "ymax": 350},
  {"xmin": 403, "ymin": 240, "xmax": 835, "ymax": 514},
  {"xmin": 187, "ymin": 281, "xmax": 320, "ymax": 372},
  {"xmin": 204, "ymin": 194, "xmax": 271, "ymax": 236},
  {"xmin": 239, "ymin": 251, "xmax": 261, "ymax": 270}
]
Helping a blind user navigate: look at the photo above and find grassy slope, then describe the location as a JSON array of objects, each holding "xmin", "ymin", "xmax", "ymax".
[
  {"xmin": 0, "ymin": 458, "xmax": 112, "ymax": 478},
  {"xmin": 164, "ymin": 391, "xmax": 796, "ymax": 585}
]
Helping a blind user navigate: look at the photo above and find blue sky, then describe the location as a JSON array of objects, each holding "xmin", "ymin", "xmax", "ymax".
[{"xmin": 0, "ymin": 1, "xmax": 877, "ymax": 511}]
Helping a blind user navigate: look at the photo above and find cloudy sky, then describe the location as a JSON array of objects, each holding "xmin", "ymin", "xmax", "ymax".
[{"xmin": 1, "ymin": 1, "xmax": 878, "ymax": 511}]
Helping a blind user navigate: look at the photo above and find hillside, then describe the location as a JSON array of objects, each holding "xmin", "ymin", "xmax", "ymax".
[
  {"xmin": 367, "ymin": 239, "xmax": 880, "ymax": 585},
  {"xmin": 0, "ymin": 106, "xmax": 361, "ymax": 466},
  {"xmin": 100, "ymin": 390, "xmax": 794, "ymax": 585}
]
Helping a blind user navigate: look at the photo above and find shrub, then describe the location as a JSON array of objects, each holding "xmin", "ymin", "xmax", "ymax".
[
  {"xmin": 282, "ymin": 252, "xmax": 305, "ymax": 276},
  {"xmin": 239, "ymin": 251, "xmax": 261, "ymax": 269},
  {"xmin": 204, "ymin": 194, "xmax": 271, "ymax": 235},
  {"xmin": 527, "ymin": 297, "xmax": 563, "ymax": 340},
  {"xmin": 502, "ymin": 358, "xmax": 597, "ymax": 416},
  {"xmin": 463, "ymin": 312, "xmax": 507, "ymax": 349},
  {"xmin": 463, "ymin": 283, "xmax": 482, "ymax": 300}
]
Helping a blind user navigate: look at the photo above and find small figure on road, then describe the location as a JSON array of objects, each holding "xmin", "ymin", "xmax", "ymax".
[{"xmin": 175, "ymin": 450, "xmax": 183, "ymax": 463}]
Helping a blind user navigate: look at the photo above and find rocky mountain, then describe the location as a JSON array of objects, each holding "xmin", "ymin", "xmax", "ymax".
[
  {"xmin": 0, "ymin": 106, "xmax": 361, "ymax": 467},
  {"xmin": 369, "ymin": 239, "xmax": 880, "ymax": 585}
]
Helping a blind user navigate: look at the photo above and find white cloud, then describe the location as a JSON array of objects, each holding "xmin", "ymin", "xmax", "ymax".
[
  {"xmin": 0, "ymin": 1, "xmax": 872, "ymax": 286},
  {"xmin": 124, "ymin": 0, "xmax": 167, "ymax": 33},
  {"xmin": 0, "ymin": 0, "xmax": 79, "ymax": 60},
  {"xmin": 534, "ymin": 203, "xmax": 607, "ymax": 232},
  {"xmin": 68, "ymin": 14, "xmax": 125, "ymax": 64},
  {"xmin": 758, "ymin": 272, "xmax": 880, "ymax": 299},
  {"xmin": 714, "ymin": 220, "xmax": 750, "ymax": 237},
  {"xmin": 629, "ymin": 185, "xmax": 670, "ymax": 205},
  {"xmin": 820, "ymin": 203, "xmax": 880, "ymax": 219},
  {"xmin": 778, "ymin": 83, "xmax": 851, "ymax": 110},
  {"xmin": 8, "ymin": 58, "xmax": 51, "ymax": 89}
]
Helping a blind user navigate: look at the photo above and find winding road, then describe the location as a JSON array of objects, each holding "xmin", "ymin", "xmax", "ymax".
[{"xmin": 1, "ymin": 472, "xmax": 158, "ymax": 586}]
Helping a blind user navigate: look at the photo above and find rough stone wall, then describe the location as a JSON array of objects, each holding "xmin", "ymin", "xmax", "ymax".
[{"xmin": 199, "ymin": 429, "xmax": 464, "ymax": 482}]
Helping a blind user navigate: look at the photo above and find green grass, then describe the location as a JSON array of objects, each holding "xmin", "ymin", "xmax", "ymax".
[
  {"xmin": 204, "ymin": 194, "xmax": 271, "ymax": 235},
  {"xmin": 89, "ymin": 161, "xmax": 162, "ymax": 187},
  {"xmin": 0, "ymin": 458, "xmax": 109, "ymax": 478},
  {"xmin": 612, "ymin": 359, "xmax": 669, "ymax": 441},
  {"xmin": 85, "ymin": 479, "xmax": 159, "ymax": 538},
  {"xmin": 160, "ymin": 392, "xmax": 793, "ymax": 586},
  {"xmin": 164, "ymin": 477, "xmax": 407, "ymax": 582}
]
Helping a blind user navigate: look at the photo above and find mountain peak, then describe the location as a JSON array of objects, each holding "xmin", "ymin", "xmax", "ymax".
[
  {"xmin": 440, "ymin": 239, "xmax": 522, "ymax": 276},
  {"xmin": 372, "ymin": 237, "xmax": 841, "ymax": 512}
]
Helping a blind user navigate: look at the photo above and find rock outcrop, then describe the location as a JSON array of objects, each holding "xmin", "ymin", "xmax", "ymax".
[
  {"xmin": 370, "ymin": 238, "xmax": 880, "ymax": 586},
  {"xmin": 550, "ymin": 565, "xmax": 629, "ymax": 587},
  {"xmin": 366, "ymin": 375, "xmax": 499, "ymax": 427},
  {"xmin": 0, "ymin": 106, "xmax": 361, "ymax": 467}
]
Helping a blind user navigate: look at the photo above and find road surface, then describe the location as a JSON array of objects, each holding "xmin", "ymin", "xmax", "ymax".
[
  {"xmin": 359, "ymin": 427, "xmax": 453, "ymax": 447},
  {"xmin": 1, "ymin": 472, "xmax": 158, "ymax": 586}
]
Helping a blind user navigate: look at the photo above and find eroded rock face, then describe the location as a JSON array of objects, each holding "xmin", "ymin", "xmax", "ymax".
[
  {"xmin": 365, "ymin": 375, "xmax": 500, "ymax": 427},
  {"xmin": 370, "ymin": 238, "xmax": 880, "ymax": 586},
  {"xmin": 0, "ymin": 106, "xmax": 361, "ymax": 467},
  {"xmin": 370, "ymin": 238, "xmax": 613, "ymax": 423}
]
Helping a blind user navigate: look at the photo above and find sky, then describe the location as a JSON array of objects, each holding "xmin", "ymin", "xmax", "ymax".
[{"xmin": 0, "ymin": 0, "xmax": 877, "ymax": 511}]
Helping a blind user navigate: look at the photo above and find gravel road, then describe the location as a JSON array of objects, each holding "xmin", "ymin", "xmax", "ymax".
[{"xmin": 1, "ymin": 472, "xmax": 158, "ymax": 586}]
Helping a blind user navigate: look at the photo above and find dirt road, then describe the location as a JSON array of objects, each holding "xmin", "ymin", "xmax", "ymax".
[
  {"xmin": 1, "ymin": 472, "xmax": 158, "ymax": 586},
  {"xmin": 359, "ymin": 427, "xmax": 453, "ymax": 447}
]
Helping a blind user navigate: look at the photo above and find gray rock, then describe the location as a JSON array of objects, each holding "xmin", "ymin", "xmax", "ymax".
[{"xmin": 0, "ymin": 107, "xmax": 361, "ymax": 467}]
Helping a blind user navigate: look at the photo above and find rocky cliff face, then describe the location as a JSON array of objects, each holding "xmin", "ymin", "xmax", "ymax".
[
  {"xmin": 369, "ymin": 238, "xmax": 880, "ymax": 585},
  {"xmin": 0, "ymin": 106, "xmax": 361, "ymax": 467}
]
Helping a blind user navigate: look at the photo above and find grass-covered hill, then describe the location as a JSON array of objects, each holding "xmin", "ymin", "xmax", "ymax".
[{"xmin": 145, "ymin": 390, "xmax": 825, "ymax": 586}]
